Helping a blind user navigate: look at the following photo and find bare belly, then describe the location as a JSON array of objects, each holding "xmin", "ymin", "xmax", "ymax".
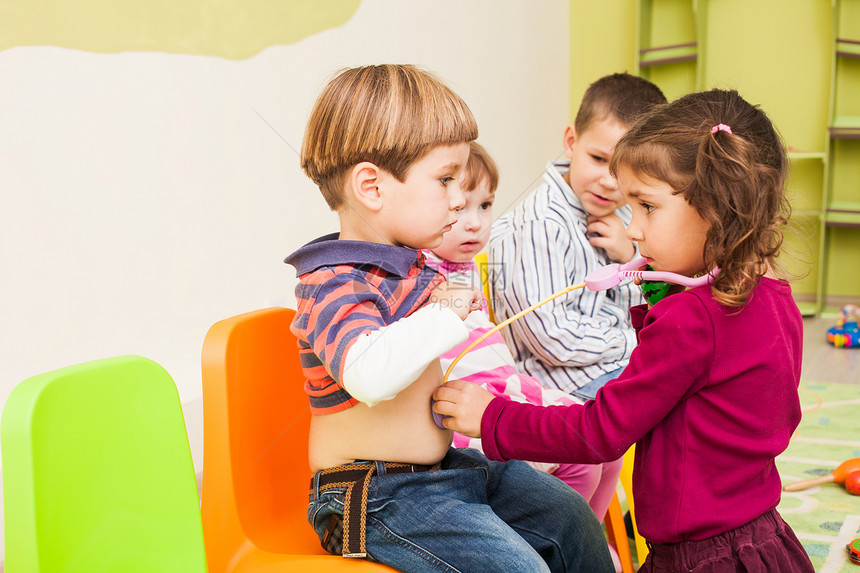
[{"xmin": 308, "ymin": 360, "xmax": 453, "ymax": 472}]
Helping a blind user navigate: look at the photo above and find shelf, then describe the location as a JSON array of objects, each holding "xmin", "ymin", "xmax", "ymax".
[
  {"xmin": 836, "ymin": 38, "xmax": 860, "ymax": 59},
  {"xmin": 635, "ymin": 0, "xmax": 703, "ymax": 96},
  {"xmin": 829, "ymin": 116, "xmax": 860, "ymax": 139},
  {"xmin": 639, "ymin": 42, "xmax": 698, "ymax": 67},
  {"xmin": 787, "ymin": 149, "xmax": 827, "ymax": 160},
  {"xmin": 795, "ymin": 301, "xmax": 819, "ymax": 317},
  {"xmin": 793, "ymin": 0, "xmax": 860, "ymax": 316},
  {"xmin": 793, "ymin": 208, "xmax": 822, "ymax": 218},
  {"xmin": 824, "ymin": 202, "xmax": 860, "ymax": 227},
  {"xmin": 819, "ymin": 306, "xmax": 847, "ymax": 320}
]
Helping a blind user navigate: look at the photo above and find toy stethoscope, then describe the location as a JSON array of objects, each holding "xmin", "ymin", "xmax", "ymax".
[{"xmin": 432, "ymin": 256, "xmax": 719, "ymax": 428}]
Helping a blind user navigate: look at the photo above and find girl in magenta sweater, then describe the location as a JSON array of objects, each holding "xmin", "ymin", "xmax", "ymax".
[{"xmin": 434, "ymin": 89, "xmax": 814, "ymax": 572}]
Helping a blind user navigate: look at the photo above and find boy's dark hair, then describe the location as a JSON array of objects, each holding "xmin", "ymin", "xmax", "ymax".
[
  {"xmin": 610, "ymin": 89, "xmax": 789, "ymax": 308},
  {"xmin": 460, "ymin": 141, "xmax": 499, "ymax": 194},
  {"xmin": 574, "ymin": 73, "xmax": 667, "ymax": 134},
  {"xmin": 301, "ymin": 64, "xmax": 478, "ymax": 211}
]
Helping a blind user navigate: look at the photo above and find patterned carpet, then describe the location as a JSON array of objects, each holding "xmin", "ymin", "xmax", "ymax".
[{"xmin": 777, "ymin": 381, "xmax": 860, "ymax": 572}]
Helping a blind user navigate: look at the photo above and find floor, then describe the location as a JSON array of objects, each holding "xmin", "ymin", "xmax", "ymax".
[{"xmin": 800, "ymin": 317, "xmax": 860, "ymax": 385}]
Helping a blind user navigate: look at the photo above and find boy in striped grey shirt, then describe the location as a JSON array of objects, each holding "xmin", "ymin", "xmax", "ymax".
[{"xmin": 489, "ymin": 73, "xmax": 666, "ymax": 399}]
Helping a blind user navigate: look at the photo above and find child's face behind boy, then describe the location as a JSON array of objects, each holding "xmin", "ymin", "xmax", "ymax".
[
  {"xmin": 377, "ymin": 142, "xmax": 470, "ymax": 250},
  {"xmin": 432, "ymin": 176, "xmax": 494, "ymax": 264},
  {"xmin": 562, "ymin": 117, "xmax": 628, "ymax": 218}
]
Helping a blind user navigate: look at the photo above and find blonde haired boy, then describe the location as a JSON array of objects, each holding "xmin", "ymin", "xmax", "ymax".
[{"xmin": 286, "ymin": 64, "xmax": 613, "ymax": 573}]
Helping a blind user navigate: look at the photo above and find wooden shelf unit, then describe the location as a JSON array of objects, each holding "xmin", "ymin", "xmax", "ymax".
[
  {"xmin": 818, "ymin": 0, "xmax": 860, "ymax": 314},
  {"xmin": 635, "ymin": 0, "xmax": 707, "ymax": 96}
]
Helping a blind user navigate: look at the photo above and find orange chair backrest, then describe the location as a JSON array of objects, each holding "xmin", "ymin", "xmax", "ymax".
[{"xmin": 201, "ymin": 307, "xmax": 322, "ymax": 571}]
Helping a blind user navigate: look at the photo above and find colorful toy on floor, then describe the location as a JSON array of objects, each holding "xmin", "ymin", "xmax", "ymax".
[
  {"xmin": 848, "ymin": 538, "xmax": 860, "ymax": 565},
  {"xmin": 783, "ymin": 458, "xmax": 860, "ymax": 492},
  {"xmin": 846, "ymin": 471, "xmax": 860, "ymax": 496},
  {"xmin": 826, "ymin": 304, "xmax": 860, "ymax": 348}
]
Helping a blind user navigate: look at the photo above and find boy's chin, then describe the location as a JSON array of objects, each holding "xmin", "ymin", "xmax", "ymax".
[
  {"xmin": 432, "ymin": 245, "xmax": 476, "ymax": 264},
  {"xmin": 399, "ymin": 237, "xmax": 443, "ymax": 251},
  {"xmin": 584, "ymin": 204, "xmax": 620, "ymax": 218}
]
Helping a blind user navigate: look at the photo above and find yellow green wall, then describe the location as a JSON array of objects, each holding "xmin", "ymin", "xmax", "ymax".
[
  {"xmin": 1, "ymin": 0, "xmax": 360, "ymax": 58},
  {"xmin": 569, "ymin": 0, "xmax": 637, "ymax": 117},
  {"xmin": 569, "ymin": 0, "xmax": 860, "ymax": 309}
]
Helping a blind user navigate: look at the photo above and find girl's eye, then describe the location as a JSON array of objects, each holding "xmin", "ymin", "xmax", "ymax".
[
  {"xmin": 440, "ymin": 176, "xmax": 454, "ymax": 186},
  {"xmin": 640, "ymin": 202, "xmax": 655, "ymax": 213},
  {"xmin": 591, "ymin": 155, "xmax": 608, "ymax": 164}
]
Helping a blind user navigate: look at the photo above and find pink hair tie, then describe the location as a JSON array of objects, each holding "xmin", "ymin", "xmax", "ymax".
[{"xmin": 711, "ymin": 123, "xmax": 732, "ymax": 134}]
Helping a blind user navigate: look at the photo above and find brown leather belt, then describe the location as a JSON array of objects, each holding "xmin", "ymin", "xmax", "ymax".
[{"xmin": 313, "ymin": 461, "xmax": 440, "ymax": 558}]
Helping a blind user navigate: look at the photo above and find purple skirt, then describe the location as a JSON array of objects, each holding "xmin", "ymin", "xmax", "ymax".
[{"xmin": 639, "ymin": 509, "xmax": 814, "ymax": 572}]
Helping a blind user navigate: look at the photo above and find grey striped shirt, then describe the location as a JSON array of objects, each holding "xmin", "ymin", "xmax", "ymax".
[{"xmin": 488, "ymin": 160, "xmax": 642, "ymax": 393}]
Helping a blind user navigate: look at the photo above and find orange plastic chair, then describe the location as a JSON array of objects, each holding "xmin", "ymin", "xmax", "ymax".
[
  {"xmin": 604, "ymin": 492, "xmax": 634, "ymax": 573},
  {"xmin": 201, "ymin": 307, "xmax": 395, "ymax": 572},
  {"xmin": 620, "ymin": 447, "xmax": 648, "ymax": 565}
]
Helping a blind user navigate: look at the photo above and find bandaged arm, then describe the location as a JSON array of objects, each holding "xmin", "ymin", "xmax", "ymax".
[{"xmin": 342, "ymin": 303, "xmax": 469, "ymax": 406}]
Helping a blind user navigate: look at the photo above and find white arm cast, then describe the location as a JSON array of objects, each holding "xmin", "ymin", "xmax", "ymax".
[{"xmin": 342, "ymin": 303, "xmax": 469, "ymax": 407}]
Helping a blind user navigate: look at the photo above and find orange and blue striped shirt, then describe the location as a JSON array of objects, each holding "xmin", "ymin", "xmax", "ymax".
[{"xmin": 285, "ymin": 233, "xmax": 446, "ymax": 414}]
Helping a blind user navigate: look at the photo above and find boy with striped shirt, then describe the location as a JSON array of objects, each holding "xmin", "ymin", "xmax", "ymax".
[{"xmin": 489, "ymin": 73, "xmax": 666, "ymax": 400}]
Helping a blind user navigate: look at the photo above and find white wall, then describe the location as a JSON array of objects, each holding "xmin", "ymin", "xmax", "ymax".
[{"xmin": 0, "ymin": 0, "xmax": 570, "ymax": 559}]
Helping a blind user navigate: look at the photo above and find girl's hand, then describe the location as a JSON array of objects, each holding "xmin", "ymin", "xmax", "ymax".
[
  {"xmin": 430, "ymin": 281, "xmax": 482, "ymax": 320},
  {"xmin": 432, "ymin": 379, "xmax": 494, "ymax": 437},
  {"xmin": 586, "ymin": 214, "xmax": 635, "ymax": 263}
]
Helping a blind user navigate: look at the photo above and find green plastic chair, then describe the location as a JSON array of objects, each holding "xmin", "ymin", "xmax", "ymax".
[{"xmin": 1, "ymin": 355, "xmax": 207, "ymax": 573}]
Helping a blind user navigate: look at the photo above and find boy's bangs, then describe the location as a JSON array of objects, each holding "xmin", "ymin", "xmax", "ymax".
[
  {"xmin": 387, "ymin": 88, "xmax": 478, "ymax": 156},
  {"xmin": 362, "ymin": 67, "xmax": 477, "ymax": 177}
]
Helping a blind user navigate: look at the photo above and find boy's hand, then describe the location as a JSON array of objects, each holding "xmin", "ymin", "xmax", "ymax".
[
  {"xmin": 586, "ymin": 214, "xmax": 635, "ymax": 263},
  {"xmin": 430, "ymin": 281, "xmax": 482, "ymax": 320},
  {"xmin": 432, "ymin": 379, "xmax": 494, "ymax": 437}
]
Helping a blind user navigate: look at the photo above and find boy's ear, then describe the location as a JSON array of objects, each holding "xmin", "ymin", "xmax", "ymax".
[
  {"xmin": 562, "ymin": 124, "xmax": 577, "ymax": 159},
  {"xmin": 347, "ymin": 162, "xmax": 384, "ymax": 212}
]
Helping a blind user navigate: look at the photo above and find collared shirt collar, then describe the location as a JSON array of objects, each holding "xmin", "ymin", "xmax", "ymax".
[
  {"xmin": 422, "ymin": 250, "xmax": 475, "ymax": 275},
  {"xmin": 544, "ymin": 160, "xmax": 587, "ymax": 217},
  {"xmin": 284, "ymin": 232, "xmax": 426, "ymax": 278}
]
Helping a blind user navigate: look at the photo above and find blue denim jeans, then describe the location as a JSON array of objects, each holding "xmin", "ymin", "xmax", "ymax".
[
  {"xmin": 308, "ymin": 447, "xmax": 613, "ymax": 573},
  {"xmin": 569, "ymin": 366, "xmax": 626, "ymax": 401}
]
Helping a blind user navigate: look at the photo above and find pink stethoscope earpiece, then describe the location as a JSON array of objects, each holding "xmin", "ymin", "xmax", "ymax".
[{"xmin": 584, "ymin": 257, "xmax": 718, "ymax": 291}]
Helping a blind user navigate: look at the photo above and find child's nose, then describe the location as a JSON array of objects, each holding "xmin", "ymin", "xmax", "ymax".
[
  {"xmin": 449, "ymin": 184, "xmax": 466, "ymax": 211},
  {"xmin": 600, "ymin": 170, "xmax": 619, "ymax": 191},
  {"xmin": 626, "ymin": 219, "xmax": 643, "ymax": 242},
  {"xmin": 462, "ymin": 211, "xmax": 480, "ymax": 231}
]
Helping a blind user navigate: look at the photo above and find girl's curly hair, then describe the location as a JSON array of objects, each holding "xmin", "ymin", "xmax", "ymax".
[{"xmin": 609, "ymin": 89, "xmax": 789, "ymax": 308}]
